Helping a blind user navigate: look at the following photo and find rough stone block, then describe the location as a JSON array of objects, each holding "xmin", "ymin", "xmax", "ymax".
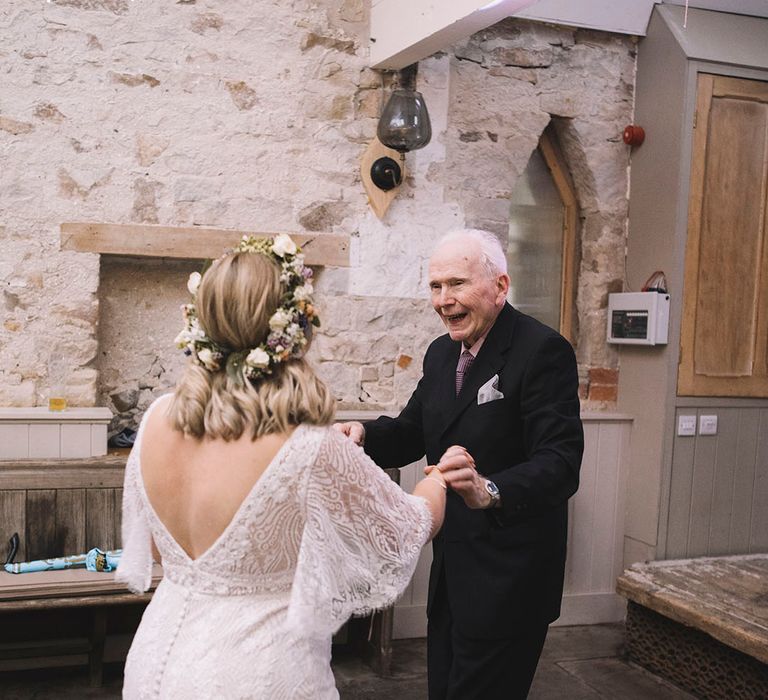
[
  {"xmin": 360, "ymin": 366, "xmax": 378, "ymax": 382},
  {"xmin": 110, "ymin": 388, "xmax": 140, "ymax": 413}
]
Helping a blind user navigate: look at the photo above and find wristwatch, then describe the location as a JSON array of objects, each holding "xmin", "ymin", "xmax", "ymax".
[{"xmin": 484, "ymin": 479, "xmax": 501, "ymax": 509}]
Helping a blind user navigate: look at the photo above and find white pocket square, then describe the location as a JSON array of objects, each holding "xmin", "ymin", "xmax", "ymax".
[{"xmin": 477, "ymin": 374, "xmax": 504, "ymax": 405}]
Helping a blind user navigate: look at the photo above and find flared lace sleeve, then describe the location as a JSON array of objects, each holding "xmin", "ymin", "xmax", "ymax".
[
  {"xmin": 115, "ymin": 395, "xmax": 170, "ymax": 594},
  {"xmin": 287, "ymin": 428, "xmax": 432, "ymax": 638}
]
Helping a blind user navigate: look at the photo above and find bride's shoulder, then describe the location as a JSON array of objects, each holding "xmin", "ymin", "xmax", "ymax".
[
  {"xmin": 309, "ymin": 424, "xmax": 358, "ymax": 451},
  {"xmin": 142, "ymin": 393, "xmax": 174, "ymax": 423}
]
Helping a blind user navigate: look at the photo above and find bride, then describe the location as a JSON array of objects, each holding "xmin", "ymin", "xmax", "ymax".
[{"xmin": 117, "ymin": 234, "xmax": 446, "ymax": 699}]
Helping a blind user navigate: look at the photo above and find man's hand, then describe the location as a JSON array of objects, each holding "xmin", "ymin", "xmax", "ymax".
[
  {"xmin": 332, "ymin": 421, "xmax": 365, "ymax": 446},
  {"xmin": 426, "ymin": 445, "xmax": 492, "ymax": 509}
]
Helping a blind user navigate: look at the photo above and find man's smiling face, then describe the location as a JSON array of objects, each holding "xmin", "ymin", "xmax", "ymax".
[{"xmin": 428, "ymin": 238, "xmax": 509, "ymax": 347}]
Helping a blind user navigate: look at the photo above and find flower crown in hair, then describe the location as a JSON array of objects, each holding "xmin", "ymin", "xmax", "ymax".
[{"xmin": 175, "ymin": 234, "xmax": 319, "ymax": 382}]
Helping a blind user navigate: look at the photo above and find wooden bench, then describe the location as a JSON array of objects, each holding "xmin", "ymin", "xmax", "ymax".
[
  {"xmin": 0, "ymin": 566, "xmax": 162, "ymax": 685},
  {"xmin": 0, "ymin": 455, "xmax": 149, "ymax": 684},
  {"xmin": 617, "ymin": 554, "xmax": 768, "ymax": 699}
]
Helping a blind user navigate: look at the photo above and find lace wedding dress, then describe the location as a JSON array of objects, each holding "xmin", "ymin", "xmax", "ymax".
[{"xmin": 117, "ymin": 397, "xmax": 432, "ymax": 699}]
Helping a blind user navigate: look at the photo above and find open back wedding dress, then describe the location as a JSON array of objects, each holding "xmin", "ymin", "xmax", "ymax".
[{"xmin": 117, "ymin": 397, "xmax": 431, "ymax": 699}]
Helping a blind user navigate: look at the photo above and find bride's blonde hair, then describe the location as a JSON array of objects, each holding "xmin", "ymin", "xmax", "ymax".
[{"xmin": 169, "ymin": 251, "xmax": 334, "ymax": 440}]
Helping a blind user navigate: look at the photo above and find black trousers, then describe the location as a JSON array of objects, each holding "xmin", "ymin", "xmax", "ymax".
[{"xmin": 427, "ymin": 572, "xmax": 549, "ymax": 700}]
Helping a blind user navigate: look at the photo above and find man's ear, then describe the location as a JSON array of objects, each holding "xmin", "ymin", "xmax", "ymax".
[{"xmin": 496, "ymin": 273, "xmax": 510, "ymax": 302}]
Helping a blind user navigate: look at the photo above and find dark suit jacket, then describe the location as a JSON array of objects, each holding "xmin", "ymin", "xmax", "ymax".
[{"xmin": 363, "ymin": 303, "xmax": 584, "ymax": 639}]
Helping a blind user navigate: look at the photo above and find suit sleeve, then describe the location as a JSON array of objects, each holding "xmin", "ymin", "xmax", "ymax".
[
  {"xmin": 495, "ymin": 334, "xmax": 583, "ymax": 514},
  {"xmin": 362, "ymin": 345, "xmax": 433, "ymax": 468}
]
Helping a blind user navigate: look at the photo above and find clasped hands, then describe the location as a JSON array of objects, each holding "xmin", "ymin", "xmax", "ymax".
[
  {"xmin": 333, "ymin": 422, "xmax": 492, "ymax": 509},
  {"xmin": 426, "ymin": 445, "xmax": 493, "ymax": 510}
]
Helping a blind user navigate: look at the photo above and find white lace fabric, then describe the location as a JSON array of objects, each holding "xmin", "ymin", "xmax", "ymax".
[{"xmin": 117, "ymin": 397, "xmax": 432, "ymax": 699}]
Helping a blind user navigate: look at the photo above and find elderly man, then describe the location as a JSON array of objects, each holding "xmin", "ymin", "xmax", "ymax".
[{"xmin": 336, "ymin": 229, "xmax": 583, "ymax": 699}]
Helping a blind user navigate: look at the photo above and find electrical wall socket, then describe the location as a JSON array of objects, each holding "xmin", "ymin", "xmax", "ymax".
[
  {"xmin": 699, "ymin": 414, "xmax": 718, "ymax": 435},
  {"xmin": 677, "ymin": 415, "xmax": 697, "ymax": 436}
]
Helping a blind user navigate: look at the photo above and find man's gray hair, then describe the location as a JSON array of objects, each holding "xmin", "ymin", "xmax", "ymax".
[{"xmin": 435, "ymin": 229, "xmax": 508, "ymax": 277}]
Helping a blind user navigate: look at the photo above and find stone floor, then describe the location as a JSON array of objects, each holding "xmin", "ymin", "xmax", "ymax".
[{"xmin": 0, "ymin": 624, "xmax": 696, "ymax": 699}]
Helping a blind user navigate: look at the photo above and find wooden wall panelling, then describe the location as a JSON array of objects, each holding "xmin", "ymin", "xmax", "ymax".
[
  {"xmin": 558, "ymin": 419, "xmax": 631, "ymax": 625},
  {"xmin": 85, "ymin": 489, "xmax": 117, "ymax": 552},
  {"xmin": 592, "ymin": 422, "xmax": 625, "ymax": 592},
  {"xmin": 707, "ymin": 409, "xmax": 742, "ymax": 555},
  {"xmin": 728, "ymin": 411, "xmax": 759, "ymax": 553},
  {"xmin": 749, "ymin": 409, "xmax": 768, "ymax": 552},
  {"xmin": 25, "ymin": 490, "xmax": 57, "ymax": 560},
  {"xmin": 114, "ymin": 489, "xmax": 123, "ymax": 549},
  {"xmin": 666, "ymin": 407, "xmax": 768, "ymax": 559},
  {"xmin": 565, "ymin": 421, "xmax": 599, "ymax": 593},
  {"xmin": 665, "ymin": 412, "xmax": 696, "ymax": 559},
  {"xmin": 55, "ymin": 489, "xmax": 87, "ymax": 556},
  {"xmin": 686, "ymin": 423, "xmax": 717, "ymax": 557},
  {"xmin": 0, "ymin": 491, "xmax": 26, "ymax": 562}
]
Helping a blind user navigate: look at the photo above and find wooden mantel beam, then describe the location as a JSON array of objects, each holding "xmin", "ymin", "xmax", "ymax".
[{"xmin": 60, "ymin": 223, "xmax": 350, "ymax": 267}]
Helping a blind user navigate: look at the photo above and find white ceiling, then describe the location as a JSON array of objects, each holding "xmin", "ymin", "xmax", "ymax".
[
  {"xmin": 661, "ymin": 1, "xmax": 768, "ymax": 20},
  {"xmin": 369, "ymin": 0, "xmax": 768, "ymax": 69},
  {"xmin": 513, "ymin": 0, "xmax": 768, "ymax": 36}
]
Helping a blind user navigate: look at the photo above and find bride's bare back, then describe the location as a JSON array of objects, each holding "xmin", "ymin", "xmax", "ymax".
[{"xmin": 139, "ymin": 400, "xmax": 292, "ymax": 561}]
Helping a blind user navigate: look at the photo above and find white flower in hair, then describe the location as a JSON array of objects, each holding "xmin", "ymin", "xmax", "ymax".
[
  {"xmin": 269, "ymin": 309, "xmax": 293, "ymax": 331},
  {"xmin": 271, "ymin": 233, "xmax": 297, "ymax": 258},
  {"xmin": 173, "ymin": 330, "xmax": 189, "ymax": 346},
  {"xmin": 187, "ymin": 271, "xmax": 202, "ymax": 296},
  {"xmin": 197, "ymin": 348, "xmax": 220, "ymax": 370},
  {"xmin": 246, "ymin": 348, "xmax": 270, "ymax": 368},
  {"xmin": 293, "ymin": 284, "xmax": 313, "ymax": 301}
]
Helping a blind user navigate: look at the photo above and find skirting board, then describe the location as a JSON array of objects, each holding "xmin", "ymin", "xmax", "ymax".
[
  {"xmin": 393, "ymin": 593, "xmax": 626, "ymax": 640},
  {"xmin": 556, "ymin": 593, "xmax": 627, "ymax": 627}
]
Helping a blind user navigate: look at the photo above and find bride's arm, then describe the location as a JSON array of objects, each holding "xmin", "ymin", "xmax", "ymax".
[{"xmin": 411, "ymin": 469, "xmax": 446, "ymax": 539}]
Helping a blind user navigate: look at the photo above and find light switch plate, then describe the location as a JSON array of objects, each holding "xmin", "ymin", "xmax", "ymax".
[
  {"xmin": 678, "ymin": 415, "xmax": 697, "ymax": 436},
  {"xmin": 699, "ymin": 414, "xmax": 718, "ymax": 435}
]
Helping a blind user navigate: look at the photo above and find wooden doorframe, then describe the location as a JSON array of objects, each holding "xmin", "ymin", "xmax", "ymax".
[{"xmin": 539, "ymin": 126, "xmax": 579, "ymax": 345}]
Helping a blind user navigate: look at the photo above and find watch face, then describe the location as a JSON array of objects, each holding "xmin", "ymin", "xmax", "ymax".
[{"xmin": 485, "ymin": 480, "xmax": 500, "ymax": 498}]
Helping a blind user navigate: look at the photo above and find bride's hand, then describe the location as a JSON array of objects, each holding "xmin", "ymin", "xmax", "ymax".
[{"xmin": 332, "ymin": 421, "xmax": 365, "ymax": 446}]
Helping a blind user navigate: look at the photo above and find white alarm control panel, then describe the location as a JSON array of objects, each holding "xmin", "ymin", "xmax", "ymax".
[{"xmin": 607, "ymin": 292, "xmax": 670, "ymax": 346}]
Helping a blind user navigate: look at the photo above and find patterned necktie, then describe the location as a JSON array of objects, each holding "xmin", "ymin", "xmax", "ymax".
[{"xmin": 455, "ymin": 350, "xmax": 475, "ymax": 396}]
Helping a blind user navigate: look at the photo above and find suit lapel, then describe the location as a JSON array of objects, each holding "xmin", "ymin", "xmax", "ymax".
[
  {"xmin": 434, "ymin": 341, "xmax": 461, "ymax": 428},
  {"xmin": 440, "ymin": 304, "xmax": 516, "ymax": 439}
]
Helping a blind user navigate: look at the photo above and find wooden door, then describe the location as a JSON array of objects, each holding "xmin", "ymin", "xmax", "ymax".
[{"xmin": 678, "ymin": 74, "xmax": 768, "ymax": 397}]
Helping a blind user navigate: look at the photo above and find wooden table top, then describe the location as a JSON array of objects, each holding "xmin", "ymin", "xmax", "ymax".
[{"xmin": 617, "ymin": 553, "xmax": 768, "ymax": 664}]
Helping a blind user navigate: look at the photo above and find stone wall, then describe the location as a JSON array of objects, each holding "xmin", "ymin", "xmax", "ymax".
[{"xmin": 0, "ymin": 1, "xmax": 634, "ymax": 431}]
